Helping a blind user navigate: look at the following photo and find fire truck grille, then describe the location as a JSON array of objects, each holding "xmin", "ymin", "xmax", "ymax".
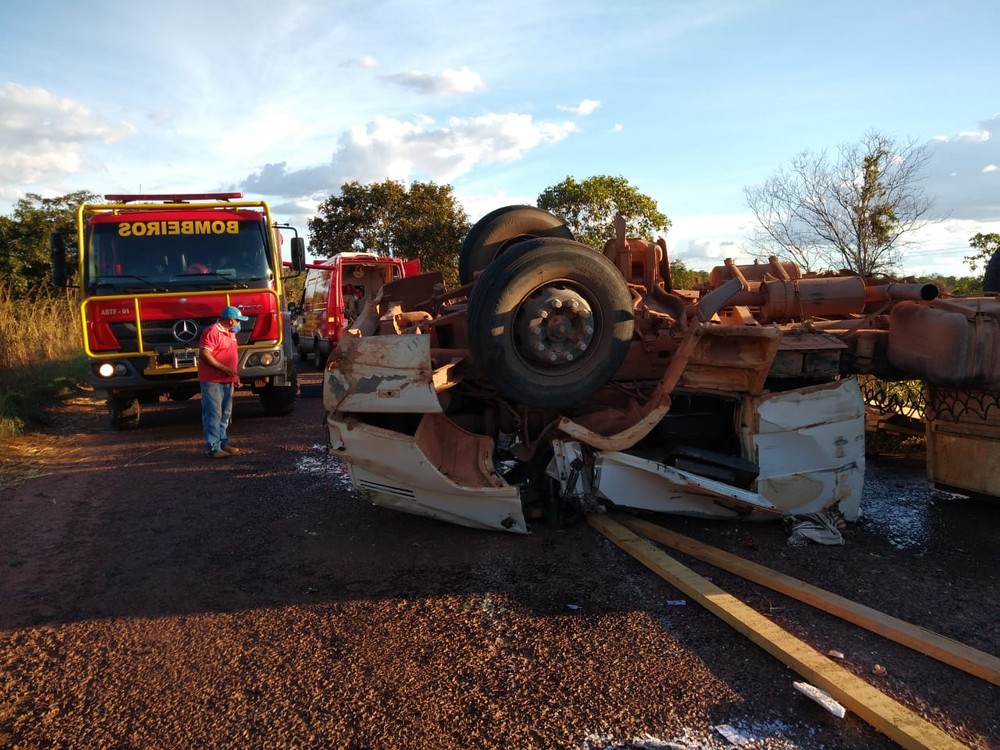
[{"xmin": 108, "ymin": 315, "xmax": 258, "ymax": 352}]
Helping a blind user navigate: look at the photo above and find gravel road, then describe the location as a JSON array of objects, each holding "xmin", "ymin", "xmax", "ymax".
[{"xmin": 1, "ymin": 368, "xmax": 997, "ymax": 749}]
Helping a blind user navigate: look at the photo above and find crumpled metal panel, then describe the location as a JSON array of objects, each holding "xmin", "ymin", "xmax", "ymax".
[
  {"xmin": 590, "ymin": 448, "xmax": 780, "ymax": 519},
  {"xmin": 549, "ymin": 379, "xmax": 865, "ymax": 521},
  {"xmin": 323, "ymin": 333, "xmax": 443, "ymax": 414},
  {"xmin": 750, "ymin": 378, "xmax": 865, "ymax": 520},
  {"xmin": 327, "ymin": 417, "xmax": 526, "ymax": 533}
]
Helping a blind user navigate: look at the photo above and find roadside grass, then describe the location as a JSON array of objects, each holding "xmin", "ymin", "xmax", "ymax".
[{"xmin": 0, "ymin": 285, "xmax": 86, "ymax": 439}]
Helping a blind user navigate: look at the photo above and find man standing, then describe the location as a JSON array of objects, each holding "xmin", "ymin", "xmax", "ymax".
[{"xmin": 197, "ymin": 305, "xmax": 249, "ymax": 458}]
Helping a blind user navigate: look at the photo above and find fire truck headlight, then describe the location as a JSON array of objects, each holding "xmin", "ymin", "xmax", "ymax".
[
  {"xmin": 97, "ymin": 363, "xmax": 116, "ymax": 378},
  {"xmin": 245, "ymin": 350, "xmax": 279, "ymax": 368}
]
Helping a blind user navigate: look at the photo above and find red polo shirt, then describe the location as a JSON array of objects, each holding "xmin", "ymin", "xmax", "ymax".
[{"xmin": 197, "ymin": 323, "xmax": 239, "ymax": 383}]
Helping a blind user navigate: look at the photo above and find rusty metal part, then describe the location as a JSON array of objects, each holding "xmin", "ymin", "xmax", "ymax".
[
  {"xmin": 519, "ymin": 286, "xmax": 597, "ymax": 366},
  {"xmin": 709, "ymin": 257, "xmax": 802, "ymax": 286}
]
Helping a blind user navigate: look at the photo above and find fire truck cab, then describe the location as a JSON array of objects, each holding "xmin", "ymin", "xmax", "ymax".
[{"xmin": 52, "ymin": 192, "xmax": 306, "ymax": 429}]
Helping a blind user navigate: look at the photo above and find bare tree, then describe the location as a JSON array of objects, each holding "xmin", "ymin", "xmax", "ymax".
[{"xmin": 745, "ymin": 131, "xmax": 936, "ymax": 276}]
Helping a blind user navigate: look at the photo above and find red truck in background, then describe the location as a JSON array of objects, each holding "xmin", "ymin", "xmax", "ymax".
[
  {"xmin": 292, "ymin": 252, "xmax": 421, "ymax": 369},
  {"xmin": 51, "ymin": 192, "xmax": 306, "ymax": 429}
]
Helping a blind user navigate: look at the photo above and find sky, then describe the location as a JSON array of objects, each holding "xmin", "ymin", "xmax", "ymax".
[{"xmin": 2, "ymin": 0, "xmax": 999, "ymax": 278}]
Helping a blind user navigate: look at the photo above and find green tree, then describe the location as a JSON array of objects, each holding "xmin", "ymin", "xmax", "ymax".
[
  {"xmin": 917, "ymin": 273, "xmax": 983, "ymax": 296},
  {"xmin": 537, "ymin": 175, "xmax": 670, "ymax": 249},
  {"xmin": 745, "ymin": 131, "xmax": 935, "ymax": 276},
  {"xmin": 669, "ymin": 259, "xmax": 709, "ymax": 290},
  {"xmin": 964, "ymin": 232, "xmax": 1000, "ymax": 273},
  {"xmin": 309, "ymin": 180, "xmax": 469, "ymax": 287},
  {"xmin": 0, "ymin": 191, "xmax": 98, "ymax": 297}
]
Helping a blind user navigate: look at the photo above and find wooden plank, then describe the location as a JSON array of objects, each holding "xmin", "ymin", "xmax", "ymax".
[
  {"xmin": 617, "ymin": 515, "xmax": 1000, "ymax": 687},
  {"xmin": 588, "ymin": 514, "xmax": 968, "ymax": 750}
]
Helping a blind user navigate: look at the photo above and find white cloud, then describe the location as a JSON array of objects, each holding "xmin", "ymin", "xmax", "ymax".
[
  {"xmin": 612, "ymin": 123, "xmax": 624, "ymax": 133},
  {"xmin": 665, "ymin": 213, "xmax": 757, "ymax": 270},
  {"xmin": 382, "ymin": 66, "xmax": 486, "ymax": 96},
  {"xmin": 900, "ymin": 217, "xmax": 1000, "ymax": 277},
  {"xmin": 923, "ymin": 114, "xmax": 1000, "ymax": 221},
  {"xmin": 241, "ymin": 112, "xmax": 578, "ymax": 198},
  {"xmin": 0, "ymin": 83, "xmax": 136, "ymax": 184},
  {"xmin": 557, "ymin": 99, "xmax": 600, "ymax": 116}
]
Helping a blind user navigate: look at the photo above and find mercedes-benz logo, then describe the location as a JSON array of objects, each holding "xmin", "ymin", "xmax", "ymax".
[{"xmin": 172, "ymin": 319, "xmax": 199, "ymax": 343}]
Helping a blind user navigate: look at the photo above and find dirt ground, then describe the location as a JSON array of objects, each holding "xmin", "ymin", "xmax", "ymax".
[{"xmin": 1, "ymin": 369, "xmax": 997, "ymax": 750}]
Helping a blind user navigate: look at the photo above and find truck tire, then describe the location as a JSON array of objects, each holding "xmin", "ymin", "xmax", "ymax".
[
  {"xmin": 466, "ymin": 237, "xmax": 634, "ymax": 408},
  {"xmin": 108, "ymin": 396, "xmax": 140, "ymax": 430},
  {"xmin": 459, "ymin": 205, "xmax": 575, "ymax": 285},
  {"xmin": 259, "ymin": 378, "xmax": 297, "ymax": 416},
  {"xmin": 985, "ymin": 247, "xmax": 1000, "ymax": 293},
  {"xmin": 314, "ymin": 338, "xmax": 328, "ymax": 370}
]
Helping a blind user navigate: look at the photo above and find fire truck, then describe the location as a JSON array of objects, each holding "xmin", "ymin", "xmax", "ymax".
[
  {"xmin": 294, "ymin": 253, "xmax": 422, "ymax": 369},
  {"xmin": 51, "ymin": 193, "xmax": 306, "ymax": 429}
]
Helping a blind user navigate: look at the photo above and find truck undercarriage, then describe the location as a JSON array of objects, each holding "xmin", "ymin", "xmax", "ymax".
[{"xmin": 323, "ymin": 206, "xmax": 1000, "ymax": 532}]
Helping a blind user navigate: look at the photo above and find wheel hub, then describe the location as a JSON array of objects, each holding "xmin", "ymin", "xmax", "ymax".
[{"xmin": 518, "ymin": 287, "xmax": 595, "ymax": 366}]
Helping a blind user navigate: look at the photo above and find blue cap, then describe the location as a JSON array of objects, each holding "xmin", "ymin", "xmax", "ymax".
[{"xmin": 221, "ymin": 305, "xmax": 249, "ymax": 321}]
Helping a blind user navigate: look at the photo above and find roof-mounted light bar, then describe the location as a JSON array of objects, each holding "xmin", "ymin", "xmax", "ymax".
[{"xmin": 103, "ymin": 192, "xmax": 244, "ymax": 203}]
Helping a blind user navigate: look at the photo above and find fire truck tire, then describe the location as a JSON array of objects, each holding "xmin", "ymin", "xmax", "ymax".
[
  {"xmin": 458, "ymin": 205, "xmax": 575, "ymax": 285},
  {"xmin": 985, "ymin": 247, "xmax": 1000, "ymax": 293},
  {"xmin": 108, "ymin": 396, "xmax": 140, "ymax": 430},
  {"xmin": 259, "ymin": 379, "xmax": 297, "ymax": 416},
  {"xmin": 315, "ymin": 339, "xmax": 328, "ymax": 370},
  {"xmin": 298, "ymin": 345, "xmax": 309, "ymax": 362},
  {"xmin": 466, "ymin": 237, "xmax": 634, "ymax": 408}
]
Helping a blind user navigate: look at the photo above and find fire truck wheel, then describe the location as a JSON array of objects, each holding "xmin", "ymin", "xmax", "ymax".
[
  {"xmin": 298, "ymin": 345, "xmax": 309, "ymax": 362},
  {"xmin": 314, "ymin": 340, "xmax": 328, "ymax": 370},
  {"xmin": 466, "ymin": 237, "xmax": 634, "ymax": 408},
  {"xmin": 108, "ymin": 396, "xmax": 140, "ymax": 430},
  {"xmin": 458, "ymin": 205, "xmax": 575, "ymax": 285},
  {"xmin": 259, "ymin": 379, "xmax": 297, "ymax": 416},
  {"xmin": 985, "ymin": 247, "xmax": 1000, "ymax": 293}
]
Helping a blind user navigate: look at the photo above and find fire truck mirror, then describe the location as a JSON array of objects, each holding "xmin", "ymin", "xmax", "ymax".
[
  {"xmin": 290, "ymin": 237, "xmax": 306, "ymax": 272},
  {"xmin": 50, "ymin": 231, "xmax": 70, "ymax": 287}
]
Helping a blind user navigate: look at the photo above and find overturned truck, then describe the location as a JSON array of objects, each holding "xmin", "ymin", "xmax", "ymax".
[{"xmin": 323, "ymin": 206, "xmax": 1000, "ymax": 533}]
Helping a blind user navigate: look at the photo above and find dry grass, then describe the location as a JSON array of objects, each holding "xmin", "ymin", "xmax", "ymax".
[
  {"xmin": 0, "ymin": 284, "xmax": 88, "ymax": 439},
  {"xmin": 0, "ymin": 285, "xmax": 81, "ymax": 367}
]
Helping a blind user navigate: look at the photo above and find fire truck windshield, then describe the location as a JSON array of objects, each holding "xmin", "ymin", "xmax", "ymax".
[{"xmin": 85, "ymin": 218, "xmax": 274, "ymax": 293}]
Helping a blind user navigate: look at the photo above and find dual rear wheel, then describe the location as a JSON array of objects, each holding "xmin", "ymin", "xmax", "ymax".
[{"xmin": 461, "ymin": 208, "xmax": 634, "ymax": 408}]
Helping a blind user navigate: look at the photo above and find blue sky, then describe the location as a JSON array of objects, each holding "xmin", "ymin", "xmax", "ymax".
[{"xmin": 2, "ymin": 0, "xmax": 998, "ymax": 277}]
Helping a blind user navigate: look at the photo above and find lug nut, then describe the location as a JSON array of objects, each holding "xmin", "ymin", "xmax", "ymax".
[{"xmin": 549, "ymin": 298, "xmax": 562, "ymax": 309}]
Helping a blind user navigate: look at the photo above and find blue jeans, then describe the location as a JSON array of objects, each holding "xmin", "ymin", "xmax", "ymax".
[{"xmin": 200, "ymin": 381, "xmax": 234, "ymax": 454}]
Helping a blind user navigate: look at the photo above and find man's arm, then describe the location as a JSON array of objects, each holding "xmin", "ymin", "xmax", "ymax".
[{"xmin": 199, "ymin": 346, "xmax": 237, "ymax": 378}]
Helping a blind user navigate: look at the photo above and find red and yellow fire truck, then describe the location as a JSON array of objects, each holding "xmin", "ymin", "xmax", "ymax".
[{"xmin": 51, "ymin": 192, "xmax": 306, "ymax": 429}]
